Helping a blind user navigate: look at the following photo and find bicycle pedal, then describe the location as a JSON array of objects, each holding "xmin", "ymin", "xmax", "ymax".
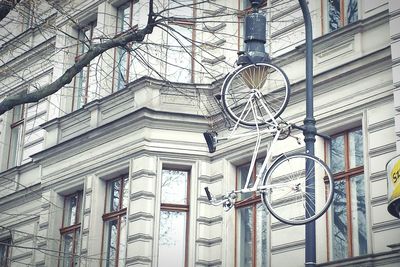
[{"xmin": 203, "ymin": 131, "xmax": 218, "ymax": 153}]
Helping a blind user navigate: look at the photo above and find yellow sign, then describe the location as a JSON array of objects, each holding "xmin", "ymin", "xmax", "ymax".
[{"xmin": 387, "ymin": 156, "xmax": 400, "ymax": 202}]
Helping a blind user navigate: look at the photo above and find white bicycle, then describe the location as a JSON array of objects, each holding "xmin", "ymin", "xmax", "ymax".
[{"xmin": 204, "ymin": 63, "xmax": 334, "ymax": 225}]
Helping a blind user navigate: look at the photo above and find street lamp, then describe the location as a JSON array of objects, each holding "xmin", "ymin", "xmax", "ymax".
[{"xmin": 237, "ymin": 0, "xmax": 317, "ymax": 266}]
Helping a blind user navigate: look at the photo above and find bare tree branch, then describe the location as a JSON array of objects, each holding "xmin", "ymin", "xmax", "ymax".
[{"xmin": 0, "ymin": 0, "xmax": 156, "ymax": 115}]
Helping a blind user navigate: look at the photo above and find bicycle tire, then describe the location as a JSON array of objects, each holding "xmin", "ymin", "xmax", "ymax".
[
  {"xmin": 261, "ymin": 153, "xmax": 334, "ymax": 225},
  {"xmin": 221, "ymin": 63, "xmax": 290, "ymax": 127}
]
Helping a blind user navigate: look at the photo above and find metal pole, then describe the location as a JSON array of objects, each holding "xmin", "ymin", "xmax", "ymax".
[{"xmin": 298, "ymin": 1, "xmax": 316, "ymax": 267}]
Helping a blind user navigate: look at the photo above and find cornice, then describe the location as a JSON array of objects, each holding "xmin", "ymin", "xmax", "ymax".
[{"xmin": 32, "ymin": 106, "xmax": 209, "ymax": 163}]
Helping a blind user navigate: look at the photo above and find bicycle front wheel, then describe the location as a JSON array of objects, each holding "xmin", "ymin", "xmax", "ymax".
[
  {"xmin": 221, "ymin": 63, "xmax": 290, "ymax": 127},
  {"xmin": 261, "ymin": 153, "xmax": 334, "ymax": 225}
]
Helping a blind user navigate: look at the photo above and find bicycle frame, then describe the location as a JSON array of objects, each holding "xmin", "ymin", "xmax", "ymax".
[{"xmin": 206, "ymin": 92, "xmax": 290, "ymax": 207}]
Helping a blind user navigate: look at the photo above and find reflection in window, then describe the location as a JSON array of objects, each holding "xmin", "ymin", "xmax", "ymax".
[
  {"xmin": 236, "ymin": 161, "xmax": 269, "ymax": 266},
  {"xmin": 7, "ymin": 105, "xmax": 25, "ymax": 169},
  {"xmin": 102, "ymin": 176, "xmax": 128, "ymax": 267},
  {"xmin": 159, "ymin": 211, "xmax": 186, "ymax": 266},
  {"xmin": 0, "ymin": 238, "xmax": 11, "ymax": 267},
  {"xmin": 113, "ymin": 0, "xmax": 140, "ymax": 91},
  {"xmin": 60, "ymin": 191, "xmax": 82, "ymax": 267},
  {"xmin": 73, "ymin": 21, "xmax": 97, "ymax": 110},
  {"xmin": 166, "ymin": 0, "xmax": 194, "ymax": 83},
  {"xmin": 325, "ymin": 0, "xmax": 358, "ymax": 33},
  {"xmin": 328, "ymin": 128, "xmax": 367, "ymax": 260},
  {"xmin": 158, "ymin": 168, "xmax": 189, "ymax": 267},
  {"xmin": 331, "ymin": 180, "xmax": 348, "ymax": 260}
]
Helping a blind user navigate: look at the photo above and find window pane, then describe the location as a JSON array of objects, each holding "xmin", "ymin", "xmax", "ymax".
[
  {"xmin": 105, "ymin": 220, "xmax": 118, "ymax": 267},
  {"xmin": 169, "ymin": 0, "xmax": 193, "ymax": 18},
  {"xmin": 122, "ymin": 177, "xmax": 129, "ymax": 209},
  {"xmin": 61, "ymin": 232, "xmax": 73, "ymax": 267},
  {"xmin": 166, "ymin": 25, "xmax": 192, "ymax": 83},
  {"xmin": 346, "ymin": 0, "xmax": 358, "ymax": 24},
  {"xmin": 64, "ymin": 194, "xmax": 79, "ymax": 226},
  {"xmin": 238, "ymin": 206, "xmax": 253, "ymax": 267},
  {"xmin": 331, "ymin": 179, "xmax": 348, "ymax": 260},
  {"xmin": 117, "ymin": 4, "xmax": 131, "ymax": 32},
  {"xmin": 8, "ymin": 125, "xmax": 22, "ymax": 168},
  {"xmin": 328, "ymin": 0, "xmax": 341, "ymax": 32},
  {"xmin": 349, "ymin": 129, "xmax": 363, "ymax": 169},
  {"xmin": 237, "ymin": 164, "xmax": 252, "ymax": 200},
  {"xmin": 114, "ymin": 48, "xmax": 128, "ymax": 91},
  {"xmin": 110, "ymin": 179, "xmax": 121, "ymax": 212},
  {"xmin": 0, "ymin": 239, "xmax": 11, "ymax": 267},
  {"xmin": 330, "ymin": 134, "xmax": 345, "ymax": 173},
  {"xmin": 161, "ymin": 170, "xmax": 188, "ymax": 204},
  {"xmin": 158, "ymin": 211, "xmax": 186, "ymax": 267},
  {"xmin": 12, "ymin": 105, "xmax": 23, "ymax": 122},
  {"xmin": 256, "ymin": 204, "xmax": 268, "ymax": 267},
  {"xmin": 351, "ymin": 174, "xmax": 367, "ymax": 256}
]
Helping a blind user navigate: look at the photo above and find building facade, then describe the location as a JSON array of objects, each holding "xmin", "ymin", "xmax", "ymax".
[{"xmin": 0, "ymin": 0, "xmax": 399, "ymax": 266}]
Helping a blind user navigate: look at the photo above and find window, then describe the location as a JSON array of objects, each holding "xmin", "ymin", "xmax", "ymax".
[
  {"xmin": 113, "ymin": 0, "xmax": 140, "ymax": 91},
  {"xmin": 323, "ymin": 0, "xmax": 358, "ymax": 33},
  {"xmin": 18, "ymin": 1, "xmax": 34, "ymax": 32},
  {"xmin": 166, "ymin": 0, "xmax": 194, "ymax": 83},
  {"xmin": 72, "ymin": 21, "xmax": 97, "ymax": 110},
  {"xmin": 327, "ymin": 128, "xmax": 367, "ymax": 260},
  {"xmin": 59, "ymin": 191, "xmax": 83, "ymax": 267},
  {"xmin": 102, "ymin": 176, "xmax": 128, "ymax": 267},
  {"xmin": 236, "ymin": 161, "xmax": 268, "ymax": 267},
  {"xmin": 158, "ymin": 169, "xmax": 190, "ymax": 267},
  {"xmin": 0, "ymin": 238, "xmax": 11, "ymax": 267},
  {"xmin": 7, "ymin": 105, "xmax": 25, "ymax": 169}
]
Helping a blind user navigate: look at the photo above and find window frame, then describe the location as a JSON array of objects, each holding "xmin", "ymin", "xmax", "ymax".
[
  {"xmin": 325, "ymin": 127, "xmax": 367, "ymax": 260},
  {"xmin": 112, "ymin": 0, "xmax": 140, "ymax": 92},
  {"xmin": 7, "ymin": 105, "xmax": 25, "ymax": 169},
  {"xmin": 235, "ymin": 160, "xmax": 268, "ymax": 267},
  {"xmin": 59, "ymin": 191, "xmax": 83, "ymax": 267},
  {"xmin": 321, "ymin": 0, "xmax": 359, "ymax": 34},
  {"xmin": 0, "ymin": 238, "xmax": 12, "ymax": 267},
  {"xmin": 165, "ymin": 0, "xmax": 196, "ymax": 83},
  {"xmin": 101, "ymin": 175, "xmax": 129, "ymax": 267},
  {"xmin": 158, "ymin": 168, "xmax": 190, "ymax": 267},
  {"xmin": 72, "ymin": 21, "xmax": 97, "ymax": 110}
]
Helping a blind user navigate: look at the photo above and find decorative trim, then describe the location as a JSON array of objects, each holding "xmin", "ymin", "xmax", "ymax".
[
  {"xmin": 195, "ymin": 260, "xmax": 222, "ymax": 266},
  {"xmin": 271, "ymin": 240, "xmax": 305, "ymax": 254},
  {"xmin": 202, "ymin": 55, "xmax": 226, "ymax": 66},
  {"xmin": 368, "ymin": 118, "xmax": 394, "ymax": 133},
  {"xmin": 196, "ymin": 237, "xmax": 222, "ymax": 246},
  {"xmin": 202, "ymin": 23, "xmax": 226, "ymax": 33},
  {"xmin": 198, "ymin": 174, "xmax": 223, "ymax": 183},
  {"xmin": 11, "ymin": 251, "xmax": 32, "ymax": 261},
  {"xmin": 368, "ymin": 143, "xmax": 396, "ymax": 157},
  {"xmin": 125, "ymin": 256, "xmax": 152, "ymax": 265},
  {"xmin": 128, "ymin": 212, "xmax": 153, "ymax": 221},
  {"xmin": 369, "ymin": 170, "xmax": 387, "ymax": 182},
  {"xmin": 130, "ymin": 191, "xmax": 155, "ymax": 201},
  {"xmin": 131, "ymin": 169, "xmax": 156, "ymax": 180},
  {"xmin": 38, "ymin": 222, "xmax": 48, "ymax": 230},
  {"xmin": 371, "ymin": 195, "xmax": 387, "ymax": 206},
  {"xmin": 197, "ymin": 216, "xmax": 222, "ymax": 225},
  {"xmin": 372, "ymin": 219, "xmax": 400, "ymax": 233},
  {"xmin": 127, "ymin": 233, "xmax": 153, "ymax": 243},
  {"xmin": 203, "ymin": 7, "xmax": 226, "ymax": 16}
]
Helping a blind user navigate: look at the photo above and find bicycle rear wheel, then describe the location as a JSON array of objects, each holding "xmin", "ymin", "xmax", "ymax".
[
  {"xmin": 221, "ymin": 63, "xmax": 290, "ymax": 127},
  {"xmin": 261, "ymin": 153, "xmax": 334, "ymax": 225}
]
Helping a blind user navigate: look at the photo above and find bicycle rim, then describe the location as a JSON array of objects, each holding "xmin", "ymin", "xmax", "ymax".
[
  {"xmin": 261, "ymin": 153, "xmax": 334, "ymax": 225},
  {"xmin": 221, "ymin": 63, "xmax": 290, "ymax": 127}
]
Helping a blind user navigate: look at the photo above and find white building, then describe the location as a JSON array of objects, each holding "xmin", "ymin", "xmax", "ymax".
[{"xmin": 0, "ymin": 0, "xmax": 399, "ymax": 266}]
